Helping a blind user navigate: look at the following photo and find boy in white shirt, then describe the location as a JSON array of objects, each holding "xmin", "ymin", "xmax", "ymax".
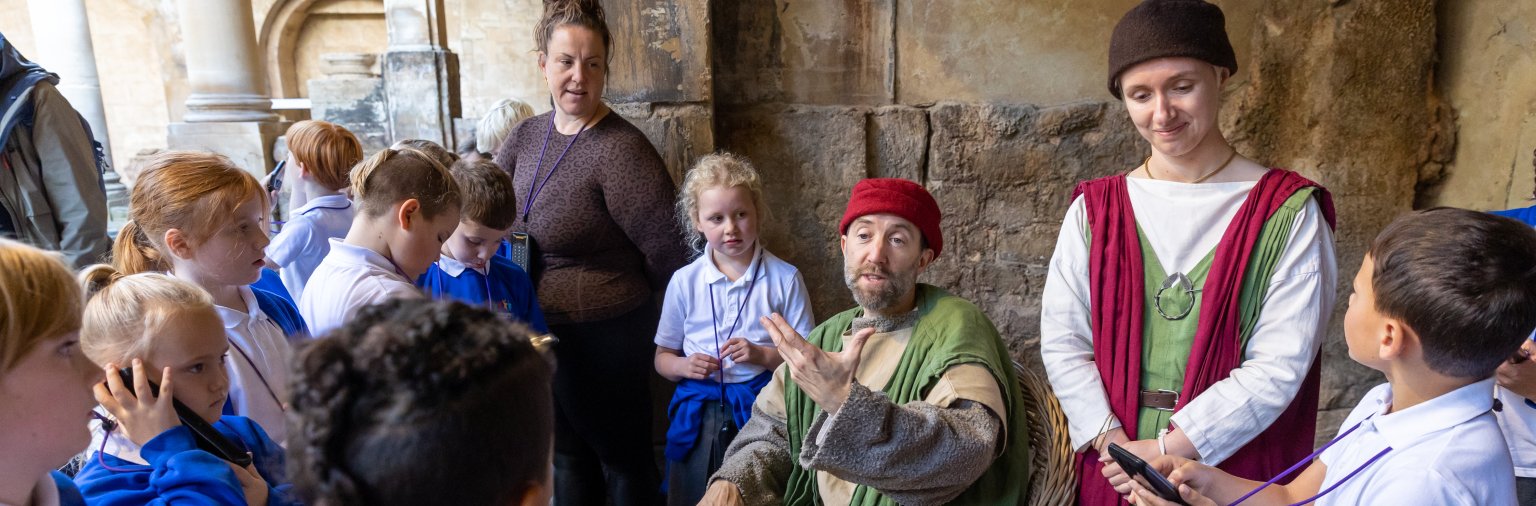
[
  {"xmin": 266, "ymin": 120, "xmax": 363, "ymax": 301},
  {"xmin": 299, "ymin": 147, "xmax": 461, "ymax": 336},
  {"xmin": 1128, "ymin": 208, "xmax": 1536, "ymax": 506}
]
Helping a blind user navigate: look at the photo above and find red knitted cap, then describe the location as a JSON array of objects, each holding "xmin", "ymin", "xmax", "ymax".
[{"xmin": 839, "ymin": 178, "xmax": 943, "ymax": 258}]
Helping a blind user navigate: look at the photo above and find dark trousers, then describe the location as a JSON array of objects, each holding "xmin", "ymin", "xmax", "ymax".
[
  {"xmin": 550, "ymin": 304, "xmax": 664, "ymax": 506},
  {"xmin": 666, "ymin": 400, "xmax": 732, "ymax": 506},
  {"xmin": 1518, "ymin": 476, "xmax": 1536, "ymax": 505}
]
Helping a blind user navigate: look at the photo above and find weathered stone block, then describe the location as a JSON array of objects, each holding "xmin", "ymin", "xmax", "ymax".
[
  {"xmin": 604, "ymin": 0, "xmax": 711, "ymax": 104},
  {"xmin": 869, "ymin": 105, "xmax": 926, "ymax": 180},
  {"xmin": 718, "ymin": 105, "xmax": 868, "ymax": 320},
  {"xmin": 384, "ymin": 48, "xmax": 461, "ymax": 147},
  {"xmin": 309, "ymin": 77, "xmax": 390, "ymax": 152},
  {"xmin": 711, "ymin": 0, "xmax": 893, "ymax": 106},
  {"xmin": 612, "ymin": 101, "xmax": 715, "ymax": 184}
]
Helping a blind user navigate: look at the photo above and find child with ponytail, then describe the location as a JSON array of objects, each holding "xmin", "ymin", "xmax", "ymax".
[
  {"xmin": 114, "ymin": 151, "xmax": 306, "ymax": 444},
  {"xmin": 288, "ymin": 298, "xmax": 553, "ymax": 506},
  {"xmin": 72, "ymin": 266, "xmax": 297, "ymax": 506},
  {"xmin": 0, "ymin": 239, "xmax": 96, "ymax": 506}
]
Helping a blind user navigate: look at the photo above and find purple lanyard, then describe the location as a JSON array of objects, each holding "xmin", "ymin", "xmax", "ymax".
[
  {"xmin": 1228, "ymin": 414, "xmax": 1392, "ymax": 506},
  {"xmin": 707, "ymin": 254, "xmax": 763, "ymax": 383},
  {"xmin": 481, "ymin": 268, "xmax": 509, "ymax": 314},
  {"xmin": 522, "ymin": 115, "xmax": 589, "ymax": 223},
  {"xmin": 228, "ymin": 331, "xmax": 285, "ymax": 412}
]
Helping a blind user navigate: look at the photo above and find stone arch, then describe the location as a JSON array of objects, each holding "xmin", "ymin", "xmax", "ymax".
[{"xmin": 259, "ymin": 0, "xmax": 385, "ymax": 98}]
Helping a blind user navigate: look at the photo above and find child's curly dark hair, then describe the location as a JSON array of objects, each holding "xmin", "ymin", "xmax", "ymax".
[{"xmin": 287, "ymin": 299, "xmax": 553, "ymax": 506}]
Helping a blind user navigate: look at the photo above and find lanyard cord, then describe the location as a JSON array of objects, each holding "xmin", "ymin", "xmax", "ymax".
[
  {"xmin": 707, "ymin": 254, "xmax": 763, "ymax": 389},
  {"xmin": 1228, "ymin": 414, "xmax": 1392, "ymax": 506},
  {"xmin": 522, "ymin": 115, "xmax": 590, "ymax": 223},
  {"xmin": 227, "ymin": 321, "xmax": 286, "ymax": 413},
  {"xmin": 271, "ymin": 199, "xmax": 350, "ymax": 228}
]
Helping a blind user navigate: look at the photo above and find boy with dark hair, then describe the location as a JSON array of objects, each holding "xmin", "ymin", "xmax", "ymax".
[
  {"xmin": 1132, "ymin": 207, "xmax": 1536, "ymax": 506},
  {"xmin": 417, "ymin": 158, "xmax": 547, "ymax": 333}
]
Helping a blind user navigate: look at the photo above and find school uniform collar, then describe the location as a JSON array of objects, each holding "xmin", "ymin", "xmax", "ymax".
[
  {"xmin": 1370, "ymin": 377, "xmax": 1495, "ymax": 448},
  {"xmin": 701, "ymin": 244, "xmax": 764, "ymax": 286},
  {"xmin": 214, "ymin": 285, "xmax": 261, "ymax": 330},
  {"xmin": 292, "ymin": 193, "xmax": 350, "ymax": 216},
  {"xmin": 436, "ymin": 253, "xmax": 486, "ymax": 277},
  {"xmin": 328, "ymin": 239, "xmax": 410, "ymax": 281}
]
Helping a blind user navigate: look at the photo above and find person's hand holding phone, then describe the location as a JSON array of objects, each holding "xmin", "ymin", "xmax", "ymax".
[
  {"xmin": 227, "ymin": 461, "xmax": 269, "ymax": 506},
  {"xmin": 94, "ymin": 359, "xmax": 180, "ymax": 446},
  {"xmin": 1099, "ymin": 435, "xmax": 1160, "ymax": 495},
  {"xmin": 1128, "ymin": 455, "xmax": 1218, "ymax": 506},
  {"xmin": 1498, "ymin": 340, "xmax": 1536, "ymax": 400}
]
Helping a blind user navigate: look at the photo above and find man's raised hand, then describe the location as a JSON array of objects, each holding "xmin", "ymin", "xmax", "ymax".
[{"xmin": 762, "ymin": 312, "xmax": 873, "ymax": 414}]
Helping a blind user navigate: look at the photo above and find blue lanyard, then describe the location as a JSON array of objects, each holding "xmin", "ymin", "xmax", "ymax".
[
  {"xmin": 1228, "ymin": 414, "xmax": 1392, "ymax": 505},
  {"xmin": 707, "ymin": 254, "xmax": 763, "ymax": 382},
  {"xmin": 522, "ymin": 115, "xmax": 589, "ymax": 223}
]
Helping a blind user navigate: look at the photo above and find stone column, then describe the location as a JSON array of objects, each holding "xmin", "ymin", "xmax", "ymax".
[
  {"xmin": 383, "ymin": 0, "xmax": 461, "ymax": 148},
  {"xmin": 166, "ymin": 0, "xmax": 289, "ymax": 176},
  {"xmin": 25, "ymin": 0, "xmax": 129, "ymax": 231},
  {"xmin": 25, "ymin": 0, "xmax": 111, "ymax": 159}
]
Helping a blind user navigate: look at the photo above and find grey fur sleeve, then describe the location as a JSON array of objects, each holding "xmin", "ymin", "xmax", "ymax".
[
  {"xmin": 798, "ymin": 382, "xmax": 1002, "ymax": 506},
  {"xmin": 709, "ymin": 403, "xmax": 792, "ymax": 506}
]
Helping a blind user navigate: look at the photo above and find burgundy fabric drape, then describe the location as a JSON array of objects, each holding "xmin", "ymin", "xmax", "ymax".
[{"xmin": 1070, "ymin": 170, "xmax": 1336, "ymax": 505}]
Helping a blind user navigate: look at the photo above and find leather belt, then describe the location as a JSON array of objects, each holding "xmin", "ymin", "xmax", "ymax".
[{"xmin": 1139, "ymin": 389, "xmax": 1179, "ymax": 411}]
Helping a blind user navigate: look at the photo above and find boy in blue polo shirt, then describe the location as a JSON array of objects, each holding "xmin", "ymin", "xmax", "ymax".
[{"xmin": 417, "ymin": 158, "xmax": 547, "ymax": 333}]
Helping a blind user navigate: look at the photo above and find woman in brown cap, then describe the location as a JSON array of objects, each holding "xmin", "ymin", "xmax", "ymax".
[{"xmin": 1039, "ymin": 0, "xmax": 1339, "ymax": 504}]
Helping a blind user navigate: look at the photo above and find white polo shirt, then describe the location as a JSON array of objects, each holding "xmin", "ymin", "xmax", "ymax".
[
  {"xmin": 298, "ymin": 239, "xmax": 423, "ymax": 337},
  {"xmin": 267, "ymin": 194, "xmax": 354, "ymax": 301},
  {"xmin": 1496, "ymin": 383, "xmax": 1536, "ymax": 478},
  {"xmin": 654, "ymin": 245, "xmax": 814, "ymax": 384},
  {"xmin": 215, "ymin": 285, "xmax": 294, "ymax": 445},
  {"xmin": 1317, "ymin": 378, "xmax": 1516, "ymax": 505}
]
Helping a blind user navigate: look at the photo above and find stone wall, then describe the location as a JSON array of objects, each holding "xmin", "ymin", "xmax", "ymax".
[
  {"xmin": 1425, "ymin": 0, "xmax": 1536, "ymax": 211},
  {"xmin": 712, "ymin": 0, "xmax": 1441, "ymax": 442}
]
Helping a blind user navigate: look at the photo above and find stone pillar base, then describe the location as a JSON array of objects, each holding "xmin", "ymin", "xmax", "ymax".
[
  {"xmin": 383, "ymin": 48, "xmax": 461, "ymax": 148},
  {"xmin": 168, "ymin": 121, "xmax": 291, "ymax": 177}
]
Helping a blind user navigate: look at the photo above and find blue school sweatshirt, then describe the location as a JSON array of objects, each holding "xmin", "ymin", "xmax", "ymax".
[
  {"xmin": 251, "ymin": 268, "xmax": 294, "ymax": 306},
  {"xmin": 74, "ymin": 416, "xmax": 298, "ymax": 506},
  {"xmin": 252, "ymin": 285, "xmax": 309, "ymax": 340},
  {"xmin": 417, "ymin": 254, "xmax": 549, "ymax": 333}
]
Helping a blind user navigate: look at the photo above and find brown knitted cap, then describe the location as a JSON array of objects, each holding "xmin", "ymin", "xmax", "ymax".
[{"xmin": 1107, "ymin": 0, "xmax": 1237, "ymax": 99}]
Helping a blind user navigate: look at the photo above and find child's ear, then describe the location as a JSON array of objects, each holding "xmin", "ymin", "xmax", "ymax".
[
  {"xmin": 396, "ymin": 199, "xmax": 422, "ymax": 230},
  {"xmin": 163, "ymin": 228, "xmax": 194, "ymax": 260},
  {"xmin": 1378, "ymin": 317, "xmax": 1412, "ymax": 361}
]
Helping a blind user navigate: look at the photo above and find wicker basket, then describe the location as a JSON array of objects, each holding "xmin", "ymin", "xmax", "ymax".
[{"xmin": 1015, "ymin": 361, "xmax": 1077, "ymax": 506}]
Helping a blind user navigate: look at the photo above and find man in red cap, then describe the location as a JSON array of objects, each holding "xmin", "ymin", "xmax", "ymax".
[{"xmin": 700, "ymin": 178, "xmax": 1031, "ymax": 505}]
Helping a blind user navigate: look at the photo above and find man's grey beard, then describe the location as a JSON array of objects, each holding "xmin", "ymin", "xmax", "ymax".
[{"xmin": 844, "ymin": 263, "xmax": 915, "ymax": 314}]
